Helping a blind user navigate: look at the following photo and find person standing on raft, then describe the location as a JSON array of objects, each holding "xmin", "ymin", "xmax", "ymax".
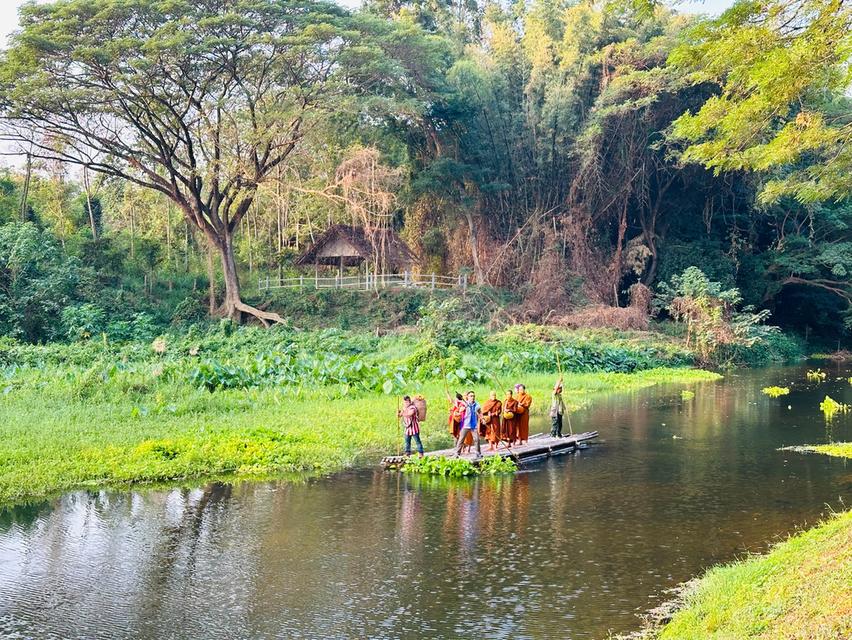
[
  {"xmin": 515, "ymin": 384, "xmax": 533, "ymax": 445},
  {"xmin": 549, "ymin": 379, "xmax": 566, "ymax": 438},
  {"xmin": 448, "ymin": 392, "xmax": 465, "ymax": 441},
  {"xmin": 399, "ymin": 396, "xmax": 425, "ymax": 457},
  {"xmin": 455, "ymin": 390, "xmax": 482, "ymax": 459},
  {"xmin": 502, "ymin": 389, "xmax": 519, "ymax": 444},
  {"xmin": 481, "ymin": 391, "xmax": 502, "ymax": 451}
]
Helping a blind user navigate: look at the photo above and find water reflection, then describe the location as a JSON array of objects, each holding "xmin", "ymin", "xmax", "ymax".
[{"xmin": 0, "ymin": 365, "xmax": 850, "ymax": 639}]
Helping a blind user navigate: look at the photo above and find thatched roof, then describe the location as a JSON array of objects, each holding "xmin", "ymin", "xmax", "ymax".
[{"xmin": 296, "ymin": 224, "xmax": 416, "ymax": 269}]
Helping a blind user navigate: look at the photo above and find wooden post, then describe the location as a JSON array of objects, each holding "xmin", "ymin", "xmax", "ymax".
[
  {"xmin": 266, "ymin": 275, "xmax": 270, "ymax": 290},
  {"xmin": 462, "ymin": 273, "xmax": 468, "ymax": 292},
  {"xmin": 431, "ymin": 273, "xmax": 436, "ymax": 291},
  {"xmin": 300, "ymin": 275, "xmax": 304, "ymax": 289}
]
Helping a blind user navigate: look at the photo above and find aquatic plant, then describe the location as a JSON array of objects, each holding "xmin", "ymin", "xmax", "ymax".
[
  {"xmin": 762, "ymin": 386, "xmax": 790, "ymax": 397},
  {"xmin": 401, "ymin": 455, "xmax": 517, "ymax": 477},
  {"xmin": 819, "ymin": 395, "xmax": 850, "ymax": 419},
  {"xmin": 476, "ymin": 455, "xmax": 519, "ymax": 475},
  {"xmin": 806, "ymin": 369, "xmax": 827, "ymax": 381},
  {"xmin": 781, "ymin": 442, "xmax": 852, "ymax": 459}
]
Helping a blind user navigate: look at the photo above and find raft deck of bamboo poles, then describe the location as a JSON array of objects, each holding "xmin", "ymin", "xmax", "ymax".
[{"xmin": 381, "ymin": 431, "xmax": 599, "ymax": 469}]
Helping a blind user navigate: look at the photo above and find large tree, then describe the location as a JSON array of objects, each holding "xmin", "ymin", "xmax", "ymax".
[{"xmin": 0, "ymin": 0, "xmax": 411, "ymax": 323}]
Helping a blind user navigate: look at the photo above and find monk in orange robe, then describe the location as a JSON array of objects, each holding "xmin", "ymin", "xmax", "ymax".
[
  {"xmin": 481, "ymin": 391, "xmax": 502, "ymax": 451},
  {"xmin": 515, "ymin": 384, "xmax": 532, "ymax": 444},
  {"xmin": 502, "ymin": 390, "xmax": 519, "ymax": 444}
]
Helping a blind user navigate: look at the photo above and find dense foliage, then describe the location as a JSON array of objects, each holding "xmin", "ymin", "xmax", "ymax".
[{"xmin": 0, "ymin": 0, "xmax": 849, "ymax": 345}]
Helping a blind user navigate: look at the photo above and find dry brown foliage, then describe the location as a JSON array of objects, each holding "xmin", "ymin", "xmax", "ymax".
[
  {"xmin": 503, "ymin": 234, "xmax": 575, "ymax": 323},
  {"xmin": 553, "ymin": 284, "xmax": 651, "ymax": 331}
]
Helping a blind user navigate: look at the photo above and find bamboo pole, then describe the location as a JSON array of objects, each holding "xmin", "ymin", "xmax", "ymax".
[
  {"xmin": 396, "ymin": 395, "xmax": 402, "ymax": 457},
  {"xmin": 555, "ymin": 343, "xmax": 572, "ymax": 436}
]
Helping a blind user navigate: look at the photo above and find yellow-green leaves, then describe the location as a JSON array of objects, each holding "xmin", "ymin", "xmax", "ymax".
[{"xmin": 668, "ymin": 0, "xmax": 852, "ymax": 204}]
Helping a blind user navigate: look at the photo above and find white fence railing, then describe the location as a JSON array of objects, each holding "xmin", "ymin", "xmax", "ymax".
[{"xmin": 258, "ymin": 272, "xmax": 468, "ymax": 292}]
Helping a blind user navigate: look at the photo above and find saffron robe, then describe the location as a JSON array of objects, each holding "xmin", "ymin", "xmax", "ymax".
[
  {"xmin": 448, "ymin": 399, "xmax": 473, "ymax": 446},
  {"xmin": 502, "ymin": 396, "xmax": 519, "ymax": 443},
  {"xmin": 515, "ymin": 391, "xmax": 533, "ymax": 443},
  {"xmin": 481, "ymin": 399, "xmax": 502, "ymax": 443}
]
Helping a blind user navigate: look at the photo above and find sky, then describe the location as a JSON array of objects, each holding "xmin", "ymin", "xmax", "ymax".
[{"xmin": 0, "ymin": 0, "xmax": 736, "ymax": 48}]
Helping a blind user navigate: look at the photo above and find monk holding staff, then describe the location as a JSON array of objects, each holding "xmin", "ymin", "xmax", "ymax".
[
  {"xmin": 481, "ymin": 391, "xmax": 502, "ymax": 451},
  {"xmin": 515, "ymin": 383, "xmax": 533, "ymax": 445},
  {"xmin": 502, "ymin": 389, "xmax": 519, "ymax": 444}
]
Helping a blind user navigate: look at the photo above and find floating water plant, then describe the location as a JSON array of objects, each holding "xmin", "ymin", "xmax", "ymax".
[
  {"xmin": 681, "ymin": 390, "xmax": 695, "ymax": 399},
  {"xmin": 762, "ymin": 386, "xmax": 790, "ymax": 398},
  {"xmin": 819, "ymin": 395, "xmax": 850, "ymax": 419},
  {"xmin": 806, "ymin": 369, "xmax": 827, "ymax": 382},
  {"xmin": 401, "ymin": 455, "xmax": 517, "ymax": 477}
]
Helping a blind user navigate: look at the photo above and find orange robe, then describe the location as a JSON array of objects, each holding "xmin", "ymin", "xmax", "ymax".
[
  {"xmin": 481, "ymin": 399, "xmax": 502, "ymax": 444},
  {"xmin": 516, "ymin": 391, "xmax": 532, "ymax": 443},
  {"xmin": 502, "ymin": 397, "xmax": 519, "ymax": 443},
  {"xmin": 448, "ymin": 400, "xmax": 472, "ymax": 447}
]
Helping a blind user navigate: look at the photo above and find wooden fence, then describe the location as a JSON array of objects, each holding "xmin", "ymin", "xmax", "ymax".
[{"xmin": 257, "ymin": 272, "xmax": 468, "ymax": 292}]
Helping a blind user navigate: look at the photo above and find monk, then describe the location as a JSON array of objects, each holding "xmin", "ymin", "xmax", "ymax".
[
  {"xmin": 481, "ymin": 391, "xmax": 502, "ymax": 451},
  {"xmin": 502, "ymin": 389, "xmax": 519, "ymax": 445},
  {"xmin": 515, "ymin": 383, "xmax": 533, "ymax": 445}
]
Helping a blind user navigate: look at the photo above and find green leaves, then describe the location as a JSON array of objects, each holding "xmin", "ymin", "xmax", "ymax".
[{"xmin": 668, "ymin": 0, "xmax": 852, "ymax": 204}]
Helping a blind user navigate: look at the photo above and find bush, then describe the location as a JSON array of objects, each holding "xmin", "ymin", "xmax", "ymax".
[{"xmin": 61, "ymin": 303, "xmax": 106, "ymax": 341}]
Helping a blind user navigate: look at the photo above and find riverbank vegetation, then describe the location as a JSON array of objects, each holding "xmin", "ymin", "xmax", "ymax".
[
  {"xmin": 647, "ymin": 511, "xmax": 852, "ymax": 640},
  {"xmin": 0, "ymin": 319, "xmax": 722, "ymax": 505},
  {"xmin": 641, "ymin": 445, "xmax": 852, "ymax": 640}
]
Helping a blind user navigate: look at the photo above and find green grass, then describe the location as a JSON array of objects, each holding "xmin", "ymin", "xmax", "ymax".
[
  {"xmin": 643, "ymin": 443, "xmax": 852, "ymax": 639},
  {"xmin": 0, "ymin": 366, "xmax": 719, "ymax": 506},
  {"xmin": 652, "ymin": 511, "xmax": 852, "ymax": 640}
]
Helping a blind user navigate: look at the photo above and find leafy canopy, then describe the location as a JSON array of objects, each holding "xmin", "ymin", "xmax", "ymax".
[{"xmin": 668, "ymin": 0, "xmax": 852, "ymax": 204}]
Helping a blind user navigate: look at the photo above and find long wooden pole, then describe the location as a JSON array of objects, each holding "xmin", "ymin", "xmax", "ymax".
[
  {"xmin": 555, "ymin": 342, "xmax": 573, "ymax": 436},
  {"xmin": 396, "ymin": 395, "xmax": 402, "ymax": 457}
]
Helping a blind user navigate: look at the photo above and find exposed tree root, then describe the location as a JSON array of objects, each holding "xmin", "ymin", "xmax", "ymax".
[{"xmin": 222, "ymin": 300, "xmax": 286, "ymax": 327}]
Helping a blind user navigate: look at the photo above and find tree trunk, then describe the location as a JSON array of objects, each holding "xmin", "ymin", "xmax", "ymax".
[
  {"xmin": 210, "ymin": 230, "xmax": 284, "ymax": 327},
  {"xmin": 83, "ymin": 165, "xmax": 98, "ymax": 240},
  {"xmin": 219, "ymin": 232, "xmax": 242, "ymax": 320},
  {"xmin": 206, "ymin": 243, "xmax": 217, "ymax": 314},
  {"xmin": 463, "ymin": 209, "xmax": 485, "ymax": 285}
]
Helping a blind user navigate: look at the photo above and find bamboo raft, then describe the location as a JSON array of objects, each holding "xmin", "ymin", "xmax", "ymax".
[{"xmin": 381, "ymin": 431, "xmax": 599, "ymax": 469}]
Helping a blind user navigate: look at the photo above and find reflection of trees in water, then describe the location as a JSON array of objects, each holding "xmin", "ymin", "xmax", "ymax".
[
  {"xmin": 0, "ymin": 499, "xmax": 53, "ymax": 531},
  {"xmin": 134, "ymin": 483, "xmax": 234, "ymax": 628}
]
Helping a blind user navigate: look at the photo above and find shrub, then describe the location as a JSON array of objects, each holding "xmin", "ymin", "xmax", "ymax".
[{"xmin": 61, "ymin": 303, "xmax": 106, "ymax": 341}]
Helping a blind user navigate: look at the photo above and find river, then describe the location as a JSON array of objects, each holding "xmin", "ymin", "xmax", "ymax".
[{"xmin": 1, "ymin": 364, "xmax": 851, "ymax": 639}]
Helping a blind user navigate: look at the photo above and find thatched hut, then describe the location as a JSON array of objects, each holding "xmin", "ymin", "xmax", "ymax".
[{"xmin": 296, "ymin": 224, "xmax": 416, "ymax": 275}]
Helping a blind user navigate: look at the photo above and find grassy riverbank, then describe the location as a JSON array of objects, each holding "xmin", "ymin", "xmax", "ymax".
[
  {"xmin": 652, "ymin": 511, "xmax": 852, "ymax": 639},
  {"xmin": 643, "ymin": 445, "xmax": 852, "ymax": 639},
  {"xmin": 0, "ymin": 322, "xmax": 722, "ymax": 505}
]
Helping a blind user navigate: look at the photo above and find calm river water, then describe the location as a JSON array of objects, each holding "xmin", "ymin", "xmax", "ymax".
[{"xmin": 2, "ymin": 364, "xmax": 851, "ymax": 639}]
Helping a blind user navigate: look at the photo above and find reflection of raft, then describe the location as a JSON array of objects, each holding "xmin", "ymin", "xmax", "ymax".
[{"xmin": 381, "ymin": 431, "xmax": 599, "ymax": 469}]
